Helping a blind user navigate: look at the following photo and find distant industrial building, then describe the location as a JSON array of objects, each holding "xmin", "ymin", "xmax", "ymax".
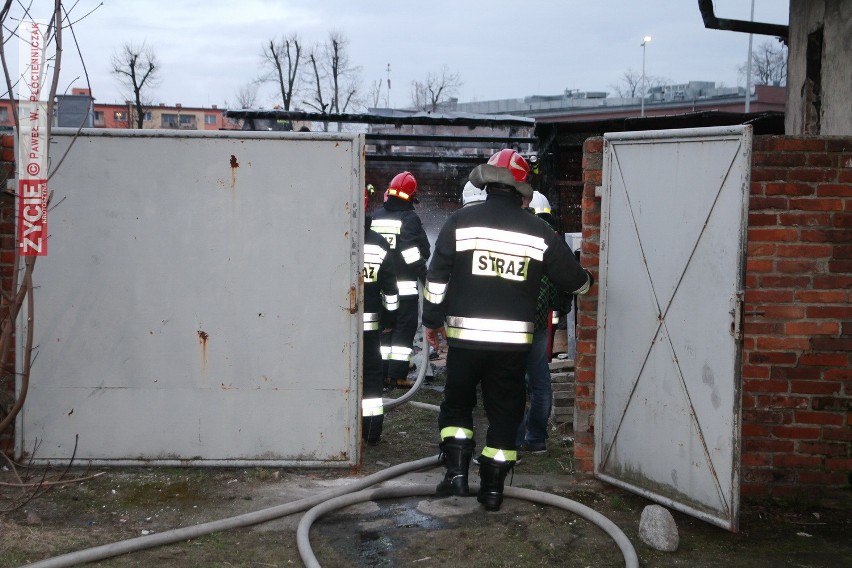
[{"xmin": 439, "ymin": 81, "xmax": 786, "ymax": 123}]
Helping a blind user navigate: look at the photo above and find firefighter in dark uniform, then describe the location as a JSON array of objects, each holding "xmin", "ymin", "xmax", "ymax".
[
  {"xmin": 422, "ymin": 150, "xmax": 593, "ymax": 511},
  {"xmin": 362, "ymin": 187, "xmax": 398, "ymax": 445},
  {"xmin": 370, "ymin": 172, "xmax": 431, "ymax": 390}
]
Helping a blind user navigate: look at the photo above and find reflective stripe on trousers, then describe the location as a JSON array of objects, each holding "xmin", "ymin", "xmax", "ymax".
[
  {"xmin": 380, "ymin": 345, "xmax": 412, "ymax": 362},
  {"xmin": 482, "ymin": 446, "xmax": 517, "ymax": 462},
  {"xmin": 362, "ymin": 397, "xmax": 384, "ymax": 417},
  {"xmin": 364, "ymin": 312, "xmax": 380, "ymax": 332},
  {"xmin": 397, "ymin": 280, "xmax": 419, "ymax": 296}
]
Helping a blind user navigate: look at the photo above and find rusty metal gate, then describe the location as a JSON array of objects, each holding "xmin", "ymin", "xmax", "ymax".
[
  {"xmin": 17, "ymin": 129, "xmax": 364, "ymax": 467},
  {"xmin": 594, "ymin": 126, "xmax": 751, "ymax": 530}
]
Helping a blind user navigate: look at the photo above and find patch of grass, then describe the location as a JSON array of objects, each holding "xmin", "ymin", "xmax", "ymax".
[{"xmin": 608, "ymin": 494, "xmax": 632, "ymax": 512}]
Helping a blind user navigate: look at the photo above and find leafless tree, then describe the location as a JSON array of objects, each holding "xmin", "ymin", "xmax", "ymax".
[
  {"xmin": 368, "ymin": 79, "xmax": 382, "ymax": 108},
  {"xmin": 303, "ymin": 45, "xmax": 328, "ymax": 115},
  {"xmin": 610, "ymin": 69, "xmax": 642, "ymax": 98},
  {"xmin": 410, "ymin": 65, "xmax": 461, "ymax": 112},
  {"xmin": 0, "ymin": 1, "xmax": 103, "ymax": 509},
  {"xmin": 303, "ymin": 32, "xmax": 362, "ymax": 130},
  {"xmin": 739, "ymin": 40, "xmax": 787, "ymax": 87},
  {"xmin": 610, "ymin": 69, "xmax": 668, "ymax": 99},
  {"xmin": 261, "ymin": 35, "xmax": 301, "ymax": 110},
  {"xmin": 234, "ymin": 81, "xmax": 259, "ymax": 109},
  {"xmin": 110, "ymin": 42, "xmax": 160, "ymax": 128}
]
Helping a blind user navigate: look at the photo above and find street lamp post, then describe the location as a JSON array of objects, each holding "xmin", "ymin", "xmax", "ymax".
[
  {"xmin": 640, "ymin": 36, "xmax": 651, "ymax": 117},
  {"xmin": 745, "ymin": 0, "xmax": 755, "ymax": 113}
]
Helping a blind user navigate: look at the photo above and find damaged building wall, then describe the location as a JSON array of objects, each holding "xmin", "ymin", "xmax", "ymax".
[{"xmin": 785, "ymin": 0, "xmax": 852, "ymax": 135}]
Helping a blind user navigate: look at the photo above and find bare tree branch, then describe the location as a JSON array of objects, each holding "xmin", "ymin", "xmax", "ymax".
[
  {"xmin": 302, "ymin": 32, "xmax": 362, "ymax": 129},
  {"xmin": 739, "ymin": 39, "xmax": 787, "ymax": 87},
  {"xmin": 233, "ymin": 81, "xmax": 259, "ymax": 109},
  {"xmin": 111, "ymin": 41, "xmax": 160, "ymax": 128},
  {"xmin": 410, "ymin": 65, "xmax": 461, "ymax": 112},
  {"xmin": 261, "ymin": 35, "xmax": 301, "ymax": 110}
]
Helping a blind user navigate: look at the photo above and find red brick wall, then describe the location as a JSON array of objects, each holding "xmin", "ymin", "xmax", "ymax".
[
  {"xmin": 575, "ymin": 135, "xmax": 851, "ymax": 498},
  {"xmin": 742, "ymin": 136, "xmax": 850, "ymax": 497},
  {"xmin": 574, "ymin": 138, "xmax": 603, "ymax": 474}
]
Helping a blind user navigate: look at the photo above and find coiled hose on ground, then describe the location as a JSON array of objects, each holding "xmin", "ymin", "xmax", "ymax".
[{"xmin": 23, "ymin": 335, "xmax": 639, "ymax": 568}]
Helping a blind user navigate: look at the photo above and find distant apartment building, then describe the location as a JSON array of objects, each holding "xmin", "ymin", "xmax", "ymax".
[{"xmin": 0, "ymin": 88, "xmax": 240, "ymax": 131}]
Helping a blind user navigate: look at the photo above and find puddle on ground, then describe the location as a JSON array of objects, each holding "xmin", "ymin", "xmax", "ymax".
[
  {"xmin": 392, "ymin": 505, "xmax": 443, "ymax": 529},
  {"xmin": 355, "ymin": 502, "xmax": 447, "ymax": 565}
]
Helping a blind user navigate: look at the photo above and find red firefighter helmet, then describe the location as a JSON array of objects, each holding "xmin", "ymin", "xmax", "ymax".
[
  {"xmin": 386, "ymin": 171, "xmax": 417, "ymax": 201},
  {"xmin": 487, "ymin": 149, "xmax": 530, "ymax": 183},
  {"xmin": 469, "ymin": 149, "xmax": 533, "ymax": 198}
]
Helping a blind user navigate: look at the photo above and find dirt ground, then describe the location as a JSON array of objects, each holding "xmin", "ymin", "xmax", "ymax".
[{"xmin": 1, "ymin": 357, "xmax": 850, "ymax": 568}]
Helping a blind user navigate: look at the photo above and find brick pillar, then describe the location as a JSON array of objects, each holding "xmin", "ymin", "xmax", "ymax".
[{"xmin": 573, "ymin": 137, "xmax": 603, "ymax": 473}]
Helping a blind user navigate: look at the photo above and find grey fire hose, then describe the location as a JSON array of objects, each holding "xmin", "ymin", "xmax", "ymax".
[
  {"xmin": 24, "ymin": 330, "xmax": 638, "ymax": 568},
  {"xmin": 22, "ymin": 456, "xmax": 441, "ymax": 568},
  {"xmin": 296, "ymin": 483, "xmax": 639, "ymax": 568},
  {"xmin": 382, "ymin": 330, "xmax": 431, "ymax": 410}
]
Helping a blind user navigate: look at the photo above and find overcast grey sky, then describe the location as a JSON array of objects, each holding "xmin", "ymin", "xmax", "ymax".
[{"xmin": 28, "ymin": 0, "xmax": 789, "ymax": 109}]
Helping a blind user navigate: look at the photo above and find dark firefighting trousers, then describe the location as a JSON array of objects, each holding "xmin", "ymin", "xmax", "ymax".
[
  {"xmin": 382, "ymin": 296, "xmax": 420, "ymax": 381},
  {"xmin": 362, "ymin": 329, "xmax": 384, "ymax": 443},
  {"xmin": 438, "ymin": 346, "xmax": 527, "ymax": 451}
]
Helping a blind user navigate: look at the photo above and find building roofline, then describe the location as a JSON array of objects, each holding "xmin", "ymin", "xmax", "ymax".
[{"xmin": 224, "ymin": 109, "xmax": 534, "ymax": 128}]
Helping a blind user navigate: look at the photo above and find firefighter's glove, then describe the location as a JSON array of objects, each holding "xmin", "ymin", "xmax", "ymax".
[{"xmin": 424, "ymin": 326, "xmax": 445, "ymax": 352}]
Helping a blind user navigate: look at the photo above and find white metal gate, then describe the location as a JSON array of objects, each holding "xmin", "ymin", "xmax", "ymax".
[
  {"xmin": 17, "ymin": 129, "xmax": 364, "ymax": 467},
  {"xmin": 594, "ymin": 126, "xmax": 751, "ymax": 530}
]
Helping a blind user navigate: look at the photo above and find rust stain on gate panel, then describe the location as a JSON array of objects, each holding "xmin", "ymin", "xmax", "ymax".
[
  {"xmin": 229, "ymin": 155, "xmax": 239, "ymax": 189},
  {"xmin": 198, "ymin": 329, "xmax": 210, "ymax": 371}
]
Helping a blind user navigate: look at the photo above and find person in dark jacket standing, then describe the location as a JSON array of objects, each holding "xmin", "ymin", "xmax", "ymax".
[
  {"xmin": 362, "ymin": 189, "xmax": 398, "ymax": 445},
  {"xmin": 370, "ymin": 172, "xmax": 431, "ymax": 390},
  {"xmin": 422, "ymin": 150, "xmax": 593, "ymax": 512},
  {"xmin": 516, "ymin": 190, "xmax": 561, "ymax": 454}
]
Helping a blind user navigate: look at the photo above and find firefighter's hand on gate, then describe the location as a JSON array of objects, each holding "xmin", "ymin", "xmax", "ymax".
[{"xmin": 424, "ymin": 326, "xmax": 445, "ymax": 351}]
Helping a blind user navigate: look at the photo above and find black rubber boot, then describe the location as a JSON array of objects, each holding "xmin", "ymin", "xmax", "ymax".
[
  {"xmin": 361, "ymin": 415, "xmax": 383, "ymax": 446},
  {"xmin": 477, "ymin": 456, "xmax": 514, "ymax": 511},
  {"xmin": 436, "ymin": 438, "xmax": 476, "ymax": 497}
]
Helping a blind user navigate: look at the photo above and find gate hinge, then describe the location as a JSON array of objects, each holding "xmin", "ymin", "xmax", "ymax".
[{"xmin": 729, "ymin": 291, "xmax": 744, "ymax": 340}]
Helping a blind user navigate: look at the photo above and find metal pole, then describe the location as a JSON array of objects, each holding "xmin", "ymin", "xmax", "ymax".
[
  {"xmin": 640, "ymin": 37, "xmax": 650, "ymax": 117},
  {"xmin": 386, "ymin": 63, "xmax": 391, "ymax": 108},
  {"xmin": 641, "ymin": 44, "xmax": 646, "ymax": 117},
  {"xmin": 744, "ymin": 0, "xmax": 755, "ymax": 113}
]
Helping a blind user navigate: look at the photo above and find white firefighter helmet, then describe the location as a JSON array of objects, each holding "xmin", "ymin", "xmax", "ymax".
[
  {"xmin": 529, "ymin": 191, "xmax": 551, "ymax": 215},
  {"xmin": 461, "ymin": 181, "xmax": 487, "ymax": 206}
]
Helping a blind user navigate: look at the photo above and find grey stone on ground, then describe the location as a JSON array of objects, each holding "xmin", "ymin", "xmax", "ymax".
[{"xmin": 639, "ymin": 504, "xmax": 680, "ymax": 552}]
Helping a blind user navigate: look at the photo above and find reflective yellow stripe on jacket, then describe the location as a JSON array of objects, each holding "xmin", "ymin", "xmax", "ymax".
[
  {"xmin": 455, "ymin": 226, "xmax": 547, "ymax": 260},
  {"xmin": 423, "ymin": 280, "xmax": 447, "ymax": 304},
  {"xmin": 370, "ymin": 219, "xmax": 402, "ymax": 249},
  {"xmin": 445, "ymin": 316, "xmax": 533, "ymax": 345}
]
